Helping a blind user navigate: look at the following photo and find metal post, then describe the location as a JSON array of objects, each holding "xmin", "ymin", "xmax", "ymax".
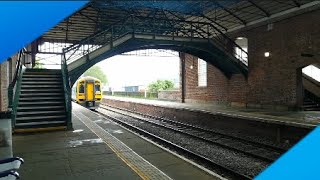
[{"xmin": 180, "ymin": 53, "xmax": 186, "ymax": 103}]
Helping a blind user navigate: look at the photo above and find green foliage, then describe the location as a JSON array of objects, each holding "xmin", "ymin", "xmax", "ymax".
[
  {"xmin": 83, "ymin": 65, "xmax": 108, "ymax": 84},
  {"xmin": 148, "ymin": 80, "xmax": 174, "ymax": 93},
  {"xmin": 34, "ymin": 59, "xmax": 43, "ymax": 69}
]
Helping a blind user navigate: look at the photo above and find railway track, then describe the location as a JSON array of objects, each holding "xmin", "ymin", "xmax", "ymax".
[
  {"xmin": 96, "ymin": 105, "xmax": 284, "ymax": 179},
  {"xmin": 101, "ymin": 104, "xmax": 287, "ymax": 161}
]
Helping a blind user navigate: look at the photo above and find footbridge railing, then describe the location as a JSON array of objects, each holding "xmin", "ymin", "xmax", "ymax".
[
  {"xmin": 61, "ymin": 54, "xmax": 72, "ymax": 130},
  {"xmin": 8, "ymin": 48, "xmax": 27, "ymax": 128},
  {"xmin": 63, "ymin": 15, "xmax": 248, "ymax": 67}
]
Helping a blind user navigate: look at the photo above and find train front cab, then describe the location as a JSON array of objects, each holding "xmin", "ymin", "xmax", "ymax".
[{"xmin": 76, "ymin": 78, "xmax": 102, "ymax": 109}]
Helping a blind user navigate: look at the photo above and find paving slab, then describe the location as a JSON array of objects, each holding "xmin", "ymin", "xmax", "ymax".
[{"xmin": 73, "ymin": 102, "xmax": 221, "ymax": 180}]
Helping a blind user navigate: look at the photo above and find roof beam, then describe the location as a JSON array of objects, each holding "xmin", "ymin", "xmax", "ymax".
[
  {"xmin": 227, "ymin": 1, "xmax": 320, "ymax": 33},
  {"xmin": 78, "ymin": 11, "xmax": 98, "ymax": 23},
  {"xmin": 213, "ymin": 1, "xmax": 246, "ymax": 25},
  {"xmin": 292, "ymin": 0, "xmax": 301, "ymax": 7},
  {"xmin": 248, "ymin": 0, "xmax": 270, "ymax": 17},
  {"xmin": 198, "ymin": 14, "xmax": 228, "ymax": 32},
  {"xmin": 166, "ymin": 11, "xmax": 208, "ymax": 38}
]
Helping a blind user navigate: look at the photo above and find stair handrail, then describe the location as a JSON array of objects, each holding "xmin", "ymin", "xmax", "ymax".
[
  {"xmin": 63, "ymin": 14, "xmax": 248, "ymax": 67},
  {"xmin": 8, "ymin": 48, "xmax": 27, "ymax": 128},
  {"xmin": 63, "ymin": 15, "xmax": 132, "ymax": 63},
  {"xmin": 304, "ymin": 89, "xmax": 320, "ymax": 105},
  {"xmin": 61, "ymin": 54, "xmax": 73, "ymax": 130},
  {"xmin": 302, "ymin": 72, "xmax": 320, "ymax": 88}
]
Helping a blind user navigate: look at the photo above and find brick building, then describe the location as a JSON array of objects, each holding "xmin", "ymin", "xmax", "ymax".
[{"xmin": 178, "ymin": 8, "xmax": 320, "ymax": 110}]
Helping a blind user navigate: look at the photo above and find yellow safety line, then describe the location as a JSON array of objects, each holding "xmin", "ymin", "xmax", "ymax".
[
  {"xmin": 14, "ymin": 126, "xmax": 67, "ymax": 133},
  {"xmin": 74, "ymin": 113, "xmax": 150, "ymax": 180}
]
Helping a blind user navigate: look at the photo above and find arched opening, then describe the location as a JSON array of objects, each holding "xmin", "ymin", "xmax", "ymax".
[
  {"xmin": 234, "ymin": 37, "xmax": 248, "ymax": 65},
  {"xmin": 71, "ymin": 49, "xmax": 181, "ymax": 107}
]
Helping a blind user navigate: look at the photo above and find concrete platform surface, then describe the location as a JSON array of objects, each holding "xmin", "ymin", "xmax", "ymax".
[
  {"xmin": 12, "ymin": 103, "xmax": 219, "ymax": 180},
  {"xmin": 104, "ymin": 96, "xmax": 320, "ymax": 127}
]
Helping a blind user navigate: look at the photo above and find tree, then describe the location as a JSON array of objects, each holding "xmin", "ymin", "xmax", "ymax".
[
  {"xmin": 148, "ymin": 80, "xmax": 174, "ymax": 93},
  {"xmin": 83, "ymin": 65, "xmax": 108, "ymax": 84},
  {"xmin": 34, "ymin": 59, "xmax": 43, "ymax": 69}
]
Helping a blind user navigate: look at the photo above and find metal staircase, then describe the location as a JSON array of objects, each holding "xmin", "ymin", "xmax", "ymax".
[
  {"xmin": 14, "ymin": 69, "xmax": 68, "ymax": 132},
  {"xmin": 303, "ymin": 90, "xmax": 320, "ymax": 111}
]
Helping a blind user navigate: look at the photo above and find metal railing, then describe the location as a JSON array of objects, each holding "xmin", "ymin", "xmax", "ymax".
[
  {"xmin": 8, "ymin": 48, "xmax": 26, "ymax": 127},
  {"xmin": 304, "ymin": 89, "xmax": 320, "ymax": 105},
  {"xmin": 61, "ymin": 54, "xmax": 72, "ymax": 130},
  {"xmin": 63, "ymin": 14, "xmax": 248, "ymax": 67}
]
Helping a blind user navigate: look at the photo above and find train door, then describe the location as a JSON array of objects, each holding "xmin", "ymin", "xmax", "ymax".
[{"xmin": 86, "ymin": 82, "xmax": 95, "ymax": 107}]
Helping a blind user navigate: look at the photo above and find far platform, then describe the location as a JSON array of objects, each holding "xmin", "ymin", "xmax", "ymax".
[{"xmin": 103, "ymin": 96, "xmax": 320, "ymax": 128}]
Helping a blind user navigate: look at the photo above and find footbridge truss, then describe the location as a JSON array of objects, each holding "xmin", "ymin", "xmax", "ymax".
[
  {"xmin": 62, "ymin": 14, "xmax": 248, "ymax": 85},
  {"xmin": 35, "ymin": 0, "xmax": 318, "ymax": 85}
]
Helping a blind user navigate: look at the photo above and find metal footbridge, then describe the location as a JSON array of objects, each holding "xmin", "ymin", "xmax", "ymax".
[{"xmin": 62, "ymin": 14, "xmax": 248, "ymax": 86}]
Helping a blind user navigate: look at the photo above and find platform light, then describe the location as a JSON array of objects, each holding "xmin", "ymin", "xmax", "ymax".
[
  {"xmin": 190, "ymin": 65, "xmax": 193, "ymax": 69},
  {"xmin": 237, "ymin": 37, "xmax": 244, "ymax": 40},
  {"xmin": 264, "ymin": 52, "xmax": 270, "ymax": 57}
]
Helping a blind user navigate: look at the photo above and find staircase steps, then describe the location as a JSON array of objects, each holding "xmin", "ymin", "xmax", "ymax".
[
  {"xmin": 18, "ymin": 101, "xmax": 65, "ymax": 106},
  {"xmin": 20, "ymin": 93, "xmax": 64, "ymax": 97},
  {"xmin": 303, "ymin": 90, "xmax": 320, "ymax": 111},
  {"xmin": 19, "ymin": 97, "xmax": 64, "ymax": 102},
  {"xmin": 17, "ymin": 105, "xmax": 65, "ymax": 111},
  {"xmin": 20, "ymin": 89, "xmax": 63, "ymax": 93},
  {"xmin": 21, "ymin": 81, "xmax": 62, "ymax": 85},
  {"xmin": 14, "ymin": 69, "xmax": 67, "ymax": 133}
]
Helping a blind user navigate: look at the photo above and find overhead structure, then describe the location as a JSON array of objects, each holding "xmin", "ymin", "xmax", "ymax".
[
  {"xmin": 28, "ymin": 1, "xmax": 319, "ymax": 83},
  {"xmin": 40, "ymin": 0, "xmax": 318, "ymax": 43}
]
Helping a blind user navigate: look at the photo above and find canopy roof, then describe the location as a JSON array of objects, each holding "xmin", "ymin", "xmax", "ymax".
[{"xmin": 41, "ymin": 0, "xmax": 319, "ymax": 42}]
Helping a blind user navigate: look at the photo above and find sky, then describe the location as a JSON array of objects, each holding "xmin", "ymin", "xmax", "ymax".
[
  {"xmin": 95, "ymin": 51, "xmax": 180, "ymax": 90},
  {"xmin": 37, "ymin": 49, "xmax": 181, "ymax": 90}
]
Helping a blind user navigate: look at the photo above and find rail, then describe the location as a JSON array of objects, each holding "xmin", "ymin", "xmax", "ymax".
[
  {"xmin": 63, "ymin": 14, "xmax": 248, "ymax": 67},
  {"xmin": 8, "ymin": 48, "xmax": 26, "ymax": 128},
  {"xmin": 103, "ymin": 105, "xmax": 283, "ymax": 162},
  {"xmin": 61, "ymin": 54, "xmax": 72, "ymax": 129},
  {"xmin": 97, "ymin": 107, "xmax": 252, "ymax": 180}
]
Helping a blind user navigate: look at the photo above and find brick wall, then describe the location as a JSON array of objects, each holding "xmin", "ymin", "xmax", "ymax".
[
  {"xmin": 184, "ymin": 54, "xmax": 231, "ymax": 103},
  {"xmin": 181, "ymin": 9, "xmax": 320, "ymax": 109},
  {"xmin": 0, "ymin": 55, "xmax": 18, "ymax": 112},
  {"xmin": 158, "ymin": 90, "xmax": 181, "ymax": 101},
  {"xmin": 231, "ymin": 9, "xmax": 320, "ymax": 108},
  {"xmin": 0, "ymin": 61, "xmax": 9, "ymax": 112}
]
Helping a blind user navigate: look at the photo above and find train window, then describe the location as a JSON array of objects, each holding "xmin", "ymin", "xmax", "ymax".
[
  {"xmin": 79, "ymin": 84, "xmax": 84, "ymax": 93},
  {"xmin": 95, "ymin": 85, "xmax": 100, "ymax": 92}
]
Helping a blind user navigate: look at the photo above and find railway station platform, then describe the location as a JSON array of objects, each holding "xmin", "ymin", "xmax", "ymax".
[
  {"xmin": 12, "ymin": 103, "xmax": 219, "ymax": 180},
  {"xmin": 102, "ymin": 96, "xmax": 319, "ymax": 149},
  {"xmin": 103, "ymin": 96, "xmax": 320, "ymax": 127}
]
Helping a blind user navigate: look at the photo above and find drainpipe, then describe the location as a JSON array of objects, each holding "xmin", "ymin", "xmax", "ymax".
[{"xmin": 180, "ymin": 53, "xmax": 186, "ymax": 103}]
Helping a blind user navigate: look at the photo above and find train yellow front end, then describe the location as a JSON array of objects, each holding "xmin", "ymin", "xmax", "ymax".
[{"xmin": 72, "ymin": 76, "xmax": 102, "ymax": 109}]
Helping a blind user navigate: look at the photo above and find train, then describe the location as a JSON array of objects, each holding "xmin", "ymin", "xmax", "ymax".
[{"xmin": 72, "ymin": 76, "xmax": 102, "ymax": 110}]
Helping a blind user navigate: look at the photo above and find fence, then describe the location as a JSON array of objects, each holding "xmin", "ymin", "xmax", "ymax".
[{"xmin": 103, "ymin": 91, "xmax": 158, "ymax": 99}]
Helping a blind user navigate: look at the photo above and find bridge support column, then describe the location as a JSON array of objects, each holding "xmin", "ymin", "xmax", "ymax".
[
  {"xmin": 180, "ymin": 53, "xmax": 186, "ymax": 103},
  {"xmin": 296, "ymin": 67, "xmax": 304, "ymax": 109}
]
